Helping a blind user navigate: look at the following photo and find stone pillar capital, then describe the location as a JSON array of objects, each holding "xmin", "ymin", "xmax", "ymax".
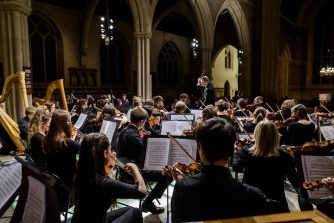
[
  {"xmin": 0, "ymin": 1, "xmax": 32, "ymax": 16},
  {"xmin": 134, "ymin": 32, "xmax": 152, "ymax": 39}
]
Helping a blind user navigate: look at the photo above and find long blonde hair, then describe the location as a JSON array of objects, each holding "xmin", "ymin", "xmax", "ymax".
[
  {"xmin": 27, "ymin": 108, "xmax": 52, "ymax": 143},
  {"xmin": 248, "ymin": 121, "xmax": 280, "ymax": 158}
]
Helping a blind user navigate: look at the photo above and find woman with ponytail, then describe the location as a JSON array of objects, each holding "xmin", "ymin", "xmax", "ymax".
[
  {"xmin": 243, "ymin": 107, "xmax": 266, "ymax": 133},
  {"xmin": 72, "ymin": 133, "xmax": 146, "ymax": 223}
]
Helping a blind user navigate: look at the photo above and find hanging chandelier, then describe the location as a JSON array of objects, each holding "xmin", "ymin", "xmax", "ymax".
[
  {"xmin": 101, "ymin": 0, "xmax": 113, "ymax": 45},
  {"xmin": 320, "ymin": 65, "xmax": 334, "ymax": 76},
  {"xmin": 192, "ymin": 39, "xmax": 198, "ymax": 58}
]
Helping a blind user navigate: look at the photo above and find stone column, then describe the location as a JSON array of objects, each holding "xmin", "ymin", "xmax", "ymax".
[
  {"xmin": 0, "ymin": 0, "xmax": 31, "ymax": 122},
  {"xmin": 201, "ymin": 46, "xmax": 213, "ymax": 79},
  {"xmin": 261, "ymin": 3, "xmax": 281, "ymax": 98},
  {"xmin": 134, "ymin": 32, "xmax": 152, "ymax": 99}
]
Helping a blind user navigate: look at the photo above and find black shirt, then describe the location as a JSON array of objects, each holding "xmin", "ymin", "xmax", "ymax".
[
  {"xmin": 18, "ymin": 116, "xmax": 29, "ymax": 140},
  {"xmin": 172, "ymin": 165, "xmax": 271, "ymax": 222},
  {"xmin": 233, "ymin": 110, "xmax": 250, "ymax": 117},
  {"xmin": 256, "ymin": 103, "xmax": 267, "ymax": 109},
  {"xmin": 243, "ymin": 122, "xmax": 257, "ymax": 133},
  {"xmin": 288, "ymin": 122, "xmax": 315, "ymax": 146},
  {"xmin": 218, "ymin": 114, "xmax": 234, "ymax": 126},
  {"xmin": 274, "ymin": 110, "xmax": 291, "ymax": 121},
  {"xmin": 118, "ymin": 125, "xmax": 143, "ymax": 165},
  {"xmin": 44, "ymin": 139, "xmax": 80, "ymax": 188},
  {"xmin": 232, "ymin": 148, "xmax": 299, "ymax": 207},
  {"xmin": 74, "ymin": 175, "xmax": 145, "ymax": 223},
  {"xmin": 30, "ymin": 133, "xmax": 47, "ymax": 170}
]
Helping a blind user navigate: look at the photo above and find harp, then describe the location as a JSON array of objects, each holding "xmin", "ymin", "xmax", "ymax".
[
  {"xmin": 32, "ymin": 79, "xmax": 68, "ymax": 111},
  {"xmin": 0, "ymin": 71, "xmax": 29, "ymax": 154}
]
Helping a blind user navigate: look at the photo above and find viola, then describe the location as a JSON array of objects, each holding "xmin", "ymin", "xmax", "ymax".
[
  {"xmin": 182, "ymin": 129, "xmax": 195, "ymax": 136},
  {"xmin": 274, "ymin": 116, "xmax": 298, "ymax": 129},
  {"xmin": 162, "ymin": 162, "xmax": 202, "ymax": 177},
  {"xmin": 303, "ymin": 180, "xmax": 334, "ymax": 190}
]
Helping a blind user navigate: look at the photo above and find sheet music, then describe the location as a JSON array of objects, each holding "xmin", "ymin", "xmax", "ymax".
[
  {"xmin": 21, "ymin": 176, "xmax": 46, "ymax": 223},
  {"xmin": 143, "ymin": 138, "xmax": 170, "ymax": 171},
  {"xmin": 126, "ymin": 109, "xmax": 133, "ymax": 123},
  {"xmin": 169, "ymin": 138, "xmax": 197, "ymax": 166},
  {"xmin": 320, "ymin": 126, "xmax": 334, "ymax": 141},
  {"xmin": 308, "ymin": 114, "xmax": 318, "ymax": 130},
  {"xmin": 191, "ymin": 109, "xmax": 203, "ymax": 121},
  {"xmin": 0, "ymin": 159, "xmax": 21, "ymax": 209},
  {"xmin": 161, "ymin": 121, "xmax": 190, "ymax": 135},
  {"xmin": 302, "ymin": 155, "xmax": 334, "ymax": 199},
  {"xmin": 236, "ymin": 116, "xmax": 246, "ymax": 131},
  {"xmin": 170, "ymin": 115, "xmax": 194, "ymax": 121},
  {"xmin": 100, "ymin": 120, "xmax": 117, "ymax": 143},
  {"xmin": 237, "ymin": 134, "xmax": 254, "ymax": 140},
  {"xmin": 74, "ymin": 113, "xmax": 88, "ymax": 129}
]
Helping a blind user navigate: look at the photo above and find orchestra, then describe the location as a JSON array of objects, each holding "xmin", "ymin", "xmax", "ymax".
[{"xmin": 3, "ymin": 78, "xmax": 334, "ymax": 222}]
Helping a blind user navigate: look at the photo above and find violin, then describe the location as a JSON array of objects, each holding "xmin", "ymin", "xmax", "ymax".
[
  {"xmin": 162, "ymin": 163, "xmax": 202, "ymax": 177},
  {"xmin": 238, "ymin": 137, "xmax": 255, "ymax": 147},
  {"xmin": 139, "ymin": 127, "xmax": 151, "ymax": 137},
  {"xmin": 286, "ymin": 140, "xmax": 334, "ymax": 156},
  {"xmin": 240, "ymin": 118, "xmax": 254, "ymax": 124},
  {"xmin": 303, "ymin": 180, "xmax": 334, "ymax": 190},
  {"xmin": 266, "ymin": 112, "xmax": 277, "ymax": 120},
  {"xmin": 182, "ymin": 129, "xmax": 195, "ymax": 136},
  {"xmin": 274, "ymin": 116, "xmax": 298, "ymax": 129},
  {"xmin": 245, "ymin": 103, "xmax": 257, "ymax": 111},
  {"xmin": 159, "ymin": 104, "xmax": 168, "ymax": 120},
  {"xmin": 105, "ymin": 151, "xmax": 117, "ymax": 174},
  {"xmin": 226, "ymin": 109, "xmax": 233, "ymax": 116},
  {"xmin": 311, "ymin": 112, "xmax": 334, "ymax": 119}
]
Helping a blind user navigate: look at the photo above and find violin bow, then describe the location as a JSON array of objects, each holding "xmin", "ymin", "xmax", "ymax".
[
  {"xmin": 199, "ymin": 99, "xmax": 205, "ymax": 107},
  {"xmin": 236, "ymin": 104, "xmax": 250, "ymax": 119},
  {"xmin": 200, "ymin": 71, "xmax": 205, "ymax": 78},
  {"xmin": 166, "ymin": 132, "xmax": 196, "ymax": 163},
  {"xmin": 320, "ymin": 103, "xmax": 333, "ymax": 114},
  {"xmin": 266, "ymin": 102, "xmax": 275, "ymax": 113},
  {"xmin": 182, "ymin": 112, "xmax": 195, "ymax": 129},
  {"xmin": 276, "ymin": 104, "xmax": 285, "ymax": 121},
  {"xmin": 232, "ymin": 115, "xmax": 253, "ymax": 140},
  {"xmin": 224, "ymin": 97, "xmax": 234, "ymax": 109},
  {"xmin": 184, "ymin": 104, "xmax": 193, "ymax": 114}
]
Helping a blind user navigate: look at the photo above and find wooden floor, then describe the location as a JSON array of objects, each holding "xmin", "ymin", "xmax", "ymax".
[{"xmin": 0, "ymin": 155, "xmax": 303, "ymax": 223}]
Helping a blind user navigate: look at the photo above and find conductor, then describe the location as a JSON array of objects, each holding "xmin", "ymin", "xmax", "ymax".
[{"xmin": 197, "ymin": 76, "xmax": 217, "ymax": 107}]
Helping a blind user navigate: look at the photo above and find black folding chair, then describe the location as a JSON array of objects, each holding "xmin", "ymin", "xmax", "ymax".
[{"xmin": 40, "ymin": 170, "xmax": 73, "ymax": 223}]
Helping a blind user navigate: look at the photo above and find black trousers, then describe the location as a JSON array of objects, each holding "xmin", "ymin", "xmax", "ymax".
[
  {"xmin": 106, "ymin": 207, "xmax": 143, "ymax": 223},
  {"xmin": 142, "ymin": 170, "xmax": 173, "ymax": 204}
]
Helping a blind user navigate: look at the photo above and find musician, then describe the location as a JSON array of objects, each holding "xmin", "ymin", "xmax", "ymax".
[
  {"xmin": 45, "ymin": 102, "xmax": 56, "ymax": 115},
  {"xmin": 169, "ymin": 118, "xmax": 272, "ymax": 222},
  {"xmin": 233, "ymin": 98, "xmax": 252, "ymax": 117},
  {"xmin": 288, "ymin": 104, "xmax": 315, "ymax": 146},
  {"xmin": 274, "ymin": 100, "xmax": 295, "ymax": 145},
  {"xmin": 215, "ymin": 100, "xmax": 234, "ymax": 126},
  {"xmin": 72, "ymin": 133, "xmax": 146, "ymax": 223},
  {"xmin": 120, "ymin": 93, "xmax": 129, "ymax": 106},
  {"xmin": 243, "ymin": 107, "xmax": 266, "ymax": 133},
  {"xmin": 197, "ymin": 76, "xmax": 217, "ymax": 106},
  {"xmin": 152, "ymin": 96, "xmax": 168, "ymax": 117},
  {"xmin": 76, "ymin": 99, "xmax": 88, "ymax": 115},
  {"xmin": 118, "ymin": 107, "xmax": 172, "ymax": 214},
  {"xmin": 165, "ymin": 101, "xmax": 187, "ymax": 120},
  {"xmin": 201, "ymin": 105, "xmax": 217, "ymax": 122},
  {"xmin": 254, "ymin": 96, "xmax": 267, "ymax": 109},
  {"xmin": 27, "ymin": 108, "xmax": 52, "ymax": 170},
  {"xmin": 179, "ymin": 93, "xmax": 192, "ymax": 113},
  {"xmin": 170, "ymin": 98, "xmax": 178, "ymax": 111},
  {"xmin": 142, "ymin": 105, "xmax": 160, "ymax": 136},
  {"xmin": 133, "ymin": 97, "xmax": 143, "ymax": 108},
  {"xmin": 232, "ymin": 121, "xmax": 299, "ymax": 208},
  {"xmin": 95, "ymin": 105, "xmax": 127, "ymax": 132},
  {"xmin": 18, "ymin": 106, "xmax": 36, "ymax": 141},
  {"xmin": 43, "ymin": 109, "xmax": 81, "ymax": 188},
  {"xmin": 85, "ymin": 93, "xmax": 95, "ymax": 107}
]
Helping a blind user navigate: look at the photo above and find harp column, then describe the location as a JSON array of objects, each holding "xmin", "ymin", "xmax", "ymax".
[
  {"xmin": 0, "ymin": 0, "xmax": 32, "ymax": 122},
  {"xmin": 135, "ymin": 32, "xmax": 152, "ymax": 100}
]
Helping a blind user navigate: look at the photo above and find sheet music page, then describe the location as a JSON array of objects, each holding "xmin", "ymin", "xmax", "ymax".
[
  {"xmin": 170, "ymin": 115, "xmax": 194, "ymax": 121},
  {"xmin": 176, "ymin": 122, "xmax": 192, "ymax": 135},
  {"xmin": 143, "ymin": 138, "xmax": 170, "ymax": 171},
  {"xmin": 238, "ymin": 134, "xmax": 254, "ymax": 140},
  {"xmin": 100, "ymin": 120, "xmax": 117, "ymax": 143},
  {"xmin": 21, "ymin": 176, "xmax": 46, "ymax": 223},
  {"xmin": 191, "ymin": 110, "xmax": 203, "ymax": 121},
  {"xmin": 126, "ymin": 109, "xmax": 133, "ymax": 123},
  {"xmin": 0, "ymin": 159, "xmax": 21, "ymax": 209},
  {"xmin": 236, "ymin": 116, "xmax": 247, "ymax": 131},
  {"xmin": 161, "ymin": 121, "xmax": 178, "ymax": 135},
  {"xmin": 74, "ymin": 113, "xmax": 88, "ymax": 129},
  {"xmin": 169, "ymin": 138, "xmax": 197, "ymax": 166},
  {"xmin": 320, "ymin": 126, "xmax": 334, "ymax": 141},
  {"xmin": 302, "ymin": 155, "xmax": 334, "ymax": 199}
]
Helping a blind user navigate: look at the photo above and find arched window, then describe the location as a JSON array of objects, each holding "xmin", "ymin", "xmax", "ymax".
[
  {"xmin": 158, "ymin": 41, "xmax": 181, "ymax": 85},
  {"xmin": 100, "ymin": 30, "xmax": 128, "ymax": 86},
  {"xmin": 225, "ymin": 47, "xmax": 232, "ymax": 69},
  {"xmin": 312, "ymin": 2, "xmax": 334, "ymax": 84},
  {"xmin": 28, "ymin": 14, "xmax": 63, "ymax": 85}
]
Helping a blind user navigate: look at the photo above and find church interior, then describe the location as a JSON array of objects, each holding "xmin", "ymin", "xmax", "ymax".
[{"xmin": 1, "ymin": 0, "xmax": 334, "ymax": 222}]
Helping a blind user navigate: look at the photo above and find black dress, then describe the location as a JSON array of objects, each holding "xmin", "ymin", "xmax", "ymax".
[
  {"xmin": 288, "ymin": 122, "xmax": 315, "ymax": 146},
  {"xmin": 243, "ymin": 122, "xmax": 257, "ymax": 133},
  {"xmin": 233, "ymin": 110, "xmax": 250, "ymax": 117},
  {"xmin": 30, "ymin": 132, "xmax": 47, "ymax": 170},
  {"xmin": 72, "ymin": 175, "xmax": 145, "ymax": 223},
  {"xmin": 44, "ymin": 139, "xmax": 80, "ymax": 188},
  {"xmin": 274, "ymin": 110, "xmax": 292, "ymax": 145},
  {"xmin": 232, "ymin": 148, "xmax": 299, "ymax": 207}
]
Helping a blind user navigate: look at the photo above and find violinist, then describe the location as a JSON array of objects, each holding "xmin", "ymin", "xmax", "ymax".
[
  {"xmin": 43, "ymin": 109, "xmax": 81, "ymax": 188},
  {"xmin": 311, "ymin": 106, "xmax": 331, "ymax": 126},
  {"xmin": 274, "ymin": 100, "xmax": 295, "ymax": 145},
  {"xmin": 254, "ymin": 96, "xmax": 267, "ymax": 109},
  {"xmin": 201, "ymin": 105, "xmax": 218, "ymax": 122},
  {"xmin": 152, "ymin": 96, "xmax": 168, "ymax": 117},
  {"xmin": 118, "ymin": 107, "xmax": 172, "ymax": 214},
  {"xmin": 243, "ymin": 107, "xmax": 266, "ymax": 133},
  {"xmin": 133, "ymin": 97, "xmax": 143, "ymax": 108},
  {"xmin": 215, "ymin": 100, "xmax": 234, "ymax": 126},
  {"xmin": 142, "ymin": 105, "xmax": 160, "ymax": 136},
  {"xmin": 44, "ymin": 102, "xmax": 56, "ymax": 115},
  {"xmin": 169, "ymin": 118, "xmax": 272, "ymax": 222},
  {"xmin": 85, "ymin": 93, "xmax": 95, "ymax": 107},
  {"xmin": 165, "ymin": 101, "xmax": 187, "ymax": 120},
  {"xmin": 288, "ymin": 104, "xmax": 315, "ymax": 146},
  {"xmin": 179, "ymin": 93, "xmax": 191, "ymax": 113},
  {"xmin": 72, "ymin": 133, "xmax": 146, "ymax": 223},
  {"xmin": 232, "ymin": 121, "xmax": 299, "ymax": 208},
  {"xmin": 234, "ymin": 98, "xmax": 253, "ymax": 117},
  {"xmin": 76, "ymin": 98, "xmax": 88, "ymax": 115}
]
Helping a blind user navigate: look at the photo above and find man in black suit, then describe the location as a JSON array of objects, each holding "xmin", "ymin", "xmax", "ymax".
[{"xmin": 197, "ymin": 76, "xmax": 217, "ymax": 107}]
